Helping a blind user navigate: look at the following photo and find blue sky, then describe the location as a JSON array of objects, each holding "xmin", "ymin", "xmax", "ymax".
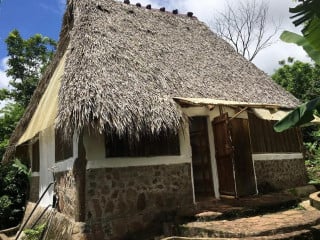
[{"xmin": 0, "ymin": 0, "xmax": 65, "ymax": 58}]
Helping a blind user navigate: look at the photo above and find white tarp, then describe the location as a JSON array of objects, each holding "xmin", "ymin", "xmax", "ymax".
[{"xmin": 18, "ymin": 53, "xmax": 67, "ymax": 145}]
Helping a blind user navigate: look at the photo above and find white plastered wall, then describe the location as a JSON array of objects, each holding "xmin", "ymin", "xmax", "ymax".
[
  {"xmin": 38, "ymin": 126, "xmax": 55, "ymax": 207},
  {"xmin": 36, "ymin": 126, "xmax": 78, "ymax": 207},
  {"xmin": 83, "ymin": 125, "xmax": 195, "ymax": 202}
]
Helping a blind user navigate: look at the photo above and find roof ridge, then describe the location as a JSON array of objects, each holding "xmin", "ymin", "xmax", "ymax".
[{"xmin": 121, "ymin": 0, "xmax": 196, "ymax": 19}]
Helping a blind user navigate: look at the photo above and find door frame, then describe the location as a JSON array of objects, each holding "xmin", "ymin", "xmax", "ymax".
[{"xmin": 206, "ymin": 117, "xmax": 221, "ymax": 199}]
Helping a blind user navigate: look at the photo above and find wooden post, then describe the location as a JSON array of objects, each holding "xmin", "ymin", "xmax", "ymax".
[{"xmin": 73, "ymin": 132, "xmax": 87, "ymax": 222}]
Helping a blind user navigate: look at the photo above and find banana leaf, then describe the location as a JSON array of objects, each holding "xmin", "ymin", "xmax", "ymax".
[
  {"xmin": 280, "ymin": 31, "xmax": 320, "ymax": 64},
  {"xmin": 274, "ymin": 97, "xmax": 320, "ymax": 132},
  {"xmin": 289, "ymin": 0, "xmax": 320, "ymax": 52}
]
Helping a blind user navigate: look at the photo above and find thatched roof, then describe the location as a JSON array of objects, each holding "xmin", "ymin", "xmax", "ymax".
[{"xmin": 4, "ymin": 0, "xmax": 299, "ymax": 160}]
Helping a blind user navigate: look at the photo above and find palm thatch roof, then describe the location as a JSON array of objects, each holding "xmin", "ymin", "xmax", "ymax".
[{"xmin": 4, "ymin": 0, "xmax": 299, "ymax": 161}]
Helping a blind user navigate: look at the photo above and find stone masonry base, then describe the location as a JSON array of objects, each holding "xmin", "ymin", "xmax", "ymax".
[
  {"xmin": 85, "ymin": 163, "xmax": 194, "ymax": 239},
  {"xmin": 254, "ymin": 158, "xmax": 308, "ymax": 193}
]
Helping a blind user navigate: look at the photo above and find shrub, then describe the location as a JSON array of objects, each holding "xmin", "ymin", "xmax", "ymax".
[{"xmin": 0, "ymin": 159, "xmax": 30, "ymax": 230}]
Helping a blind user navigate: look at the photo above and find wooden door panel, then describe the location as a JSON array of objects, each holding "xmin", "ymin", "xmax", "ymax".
[
  {"xmin": 189, "ymin": 117, "xmax": 214, "ymax": 200},
  {"xmin": 212, "ymin": 113, "xmax": 236, "ymax": 196},
  {"xmin": 230, "ymin": 118, "xmax": 257, "ymax": 196}
]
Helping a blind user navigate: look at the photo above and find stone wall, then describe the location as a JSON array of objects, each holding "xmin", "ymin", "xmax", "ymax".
[
  {"xmin": 254, "ymin": 158, "xmax": 308, "ymax": 193},
  {"xmin": 55, "ymin": 170, "xmax": 78, "ymax": 220},
  {"xmin": 85, "ymin": 163, "xmax": 193, "ymax": 239},
  {"xmin": 29, "ymin": 176, "xmax": 39, "ymax": 202}
]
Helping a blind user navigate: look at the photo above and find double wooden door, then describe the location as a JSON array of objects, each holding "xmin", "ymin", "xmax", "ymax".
[
  {"xmin": 190, "ymin": 114, "xmax": 257, "ymax": 200},
  {"xmin": 212, "ymin": 113, "xmax": 257, "ymax": 197}
]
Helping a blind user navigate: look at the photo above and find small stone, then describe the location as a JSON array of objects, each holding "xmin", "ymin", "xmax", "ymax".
[{"xmin": 195, "ymin": 211, "xmax": 223, "ymax": 221}]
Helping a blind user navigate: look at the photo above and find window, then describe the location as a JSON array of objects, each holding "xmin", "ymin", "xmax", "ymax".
[
  {"xmin": 105, "ymin": 131, "xmax": 180, "ymax": 157},
  {"xmin": 55, "ymin": 129, "xmax": 73, "ymax": 162},
  {"xmin": 31, "ymin": 139, "xmax": 40, "ymax": 172},
  {"xmin": 248, "ymin": 113, "xmax": 301, "ymax": 153}
]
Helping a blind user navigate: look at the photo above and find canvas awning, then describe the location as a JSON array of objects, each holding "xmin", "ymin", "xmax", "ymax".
[
  {"xmin": 173, "ymin": 97, "xmax": 290, "ymax": 109},
  {"xmin": 17, "ymin": 53, "xmax": 67, "ymax": 145},
  {"xmin": 173, "ymin": 97, "xmax": 292, "ymax": 121},
  {"xmin": 174, "ymin": 97, "xmax": 320, "ymax": 124},
  {"xmin": 252, "ymin": 108, "xmax": 290, "ymax": 121}
]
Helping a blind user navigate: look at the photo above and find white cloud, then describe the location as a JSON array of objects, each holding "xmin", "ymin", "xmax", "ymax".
[{"xmin": 0, "ymin": 57, "xmax": 10, "ymax": 89}]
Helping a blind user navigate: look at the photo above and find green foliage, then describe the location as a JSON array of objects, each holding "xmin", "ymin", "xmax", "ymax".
[
  {"xmin": 272, "ymin": 59, "xmax": 320, "ymax": 102},
  {"xmin": 305, "ymin": 142, "xmax": 320, "ymax": 184},
  {"xmin": 290, "ymin": 0, "xmax": 320, "ymax": 50},
  {"xmin": 281, "ymin": 31, "xmax": 320, "ymax": 64},
  {"xmin": 0, "ymin": 159, "xmax": 30, "ymax": 230},
  {"xmin": 23, "ymin": 223, "xmax": 47, "ymax": 240},
  {"xmin": 0, "ymin": 103, "xmax": 24, "ymax": 159},
  {"xmin": 4, "ymin": 29, "xmax": 56, "ymax": 108},
  {"xmin": 281, "ymin": 0, "xmax": 320, "ymax": 64},
  {"xmin": 0, "ymin": 195, "xmax": 13, "ymax": 222}
]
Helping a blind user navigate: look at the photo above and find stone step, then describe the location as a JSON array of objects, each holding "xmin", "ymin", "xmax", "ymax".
[
  {"xmin": 196, "ymin": 199, "xmax": 299, "ymax": 222},
  {"xmin": 178, "ymin": 193, "xmax": 300, "ymax": 223},
  {"xmin": 179, "ymin": 209, "xmax": 320, "ymax": 239},
  {"xmin": 161, "ymin": 229, "xmax": 314, "ymax": 240}
]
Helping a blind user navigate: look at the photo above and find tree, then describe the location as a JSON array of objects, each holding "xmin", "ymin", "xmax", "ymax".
[
  {"xmin": 272, "ymin": 58, "xmax": 320, "ymax": 102},
  {"xmin": 211, "ymin": 0, "xmax": 280, "ymax": 61},
  {"xmin": 0, "ymin": 103, "xmax": 24, "ymax": 159},
  {"xmin": 3, "ymin": 29, "xmax": 56, "ymax": 108}
]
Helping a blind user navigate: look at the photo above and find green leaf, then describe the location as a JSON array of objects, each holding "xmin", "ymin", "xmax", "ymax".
[
  {"xmin": 274, "ymin": 97, "xmax": 320, "ymax": 132},
  {"xmin": 280, "ymin": 31, "xmax": 320, "ymax": 64},
  {"xmin": 304, "ymin": 17, "xmax": 320, "ymax": 52}
]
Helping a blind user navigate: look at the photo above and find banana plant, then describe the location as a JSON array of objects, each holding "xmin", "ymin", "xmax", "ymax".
[
  {"xmin": 281, "ymin": 0, "xmax": 320, "ymax": 64},
  {"xmin": 274, "ymin": 0, "xmax": 320, "ymax": 132}
]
